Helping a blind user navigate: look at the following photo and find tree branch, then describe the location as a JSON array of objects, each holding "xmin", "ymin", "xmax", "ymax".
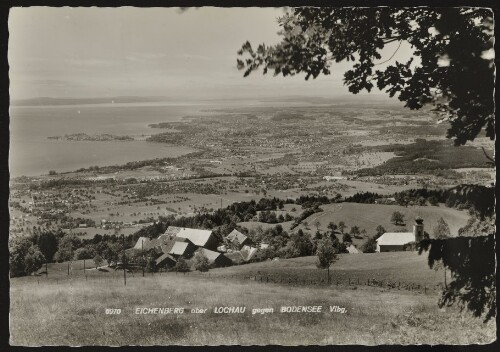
[
  {"xmin": 374, "ymin": 40, "xmax": 403, "ymax": 66},
  {"xmin": 481, "ymin": 147, "xmax": 495, "ymax": 165}
]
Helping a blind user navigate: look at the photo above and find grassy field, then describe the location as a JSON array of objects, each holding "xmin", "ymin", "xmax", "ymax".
[
  {"xmin": 10, "ymin": 253, "xmax": 495, "ymax": 345},
  {"xmin": 296, "ymin": 202, "xmax": 469, "ymax": 239},
  {"xmin": 10, "ymin": 272, "xmax": 495, "ymax": 346},
  {"xmin": 206, "ymin": 252, "xmax": 448, "ymax": 289}
]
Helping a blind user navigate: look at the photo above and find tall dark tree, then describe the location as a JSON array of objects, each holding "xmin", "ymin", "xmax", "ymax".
[
  {"xmin": 37, "ymin": 232, "xmax": 58, "ymax": 262},
  {"xmin": 237, "ymin": 8, "xmax": 494, "ymax": 150}
]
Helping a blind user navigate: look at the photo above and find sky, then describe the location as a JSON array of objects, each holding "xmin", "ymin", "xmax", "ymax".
[{"xmin": 8, "ymin": 7, "xmax": 414, "ymax": 100}]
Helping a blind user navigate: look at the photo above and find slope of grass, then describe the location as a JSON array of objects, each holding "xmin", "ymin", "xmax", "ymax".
[
  {"xmin": 297, "ymin": 202, "xmax": 469, "ymax": 238},
  {"xmin": 207, "ymin": 252, "xmax": 447, "ymax": 289},
  {"xmin": 10, "ymin": 273, "xmax": 495, "ymax": 346}
]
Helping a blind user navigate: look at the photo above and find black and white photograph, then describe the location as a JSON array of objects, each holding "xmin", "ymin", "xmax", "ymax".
[{"xmin": 6, "ymin": 5, "xmax": 496, "ymax": 346}]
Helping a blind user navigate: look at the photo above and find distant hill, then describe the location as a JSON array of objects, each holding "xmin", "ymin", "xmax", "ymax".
[
  {"xmin": 10, "ymin": 96, "xmax": 173, "ymax": 106},
  {"xmin": 258, "ymin": 94, "xmax": 401, "ymax": 105}
]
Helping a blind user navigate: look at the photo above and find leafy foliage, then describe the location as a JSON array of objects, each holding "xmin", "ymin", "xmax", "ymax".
[
  {"xmin": 175, "ymin": 257, "xmax": 190, "ymax": 272},
  {"xmin": 391, "ymin": 211, "xmax": 405, "ymax": 226},
  {"xmin": 193, "ymin": 252, "xmax": 210, "ymax": 272},
  {"xmin": 418, "ymin": 234, "xmax": 495, "ymax": 322},
  {"xmin": 393, "ymin": 185, "xmax": 495, "ymax": 219},
  {"xmin": 9, "ymin": 236, "xmax": 42, "ymax": 277},
  {"xmin": 344, "ymin": 192, "xmax": 382, "ymax": 204},
  {"xmin": 238, "ymin": 8, "xmax": 494, "ymax": 146},
  {"xmin": 73, "ymin": 247, "xmax": 95, "ymax": 260},
  {"xmin": 316, "ymin": 238, "xmax": 337, "ymax": 269},
  {"xmin": 433, "ymin": 217, "xmax": 451, "ymax": 239},
  {"xmin": 37, "ymin": 232, "xmax": 58, "ymax": 263},
  {"xmin": 361, "ymin": 236, "xmax": 378, "ymax": 253},
  {"xmin": 93, "ymin": 254, "xmax": 104, "ymax": 269},
  {"xmin": 24, "ymin": 246, "xmax": 46, "ymax": 275},
  {"xmin": 375, "ymin": 225, "xmax": 386, "ymax": 239}
]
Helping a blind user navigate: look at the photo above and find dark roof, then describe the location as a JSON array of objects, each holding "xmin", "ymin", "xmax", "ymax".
[{"xmin": 156, "ymin": 253, "xmax": 176, "ymax": 266}]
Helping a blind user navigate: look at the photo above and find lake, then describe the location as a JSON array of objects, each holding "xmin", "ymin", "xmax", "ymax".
[
  {"xmin": 9, "ymin": 103, "xmax": 212, "ymax": 177},
  {"xmin": 9, "ymin": 100, "xmax": 304, "ymax": 177}
]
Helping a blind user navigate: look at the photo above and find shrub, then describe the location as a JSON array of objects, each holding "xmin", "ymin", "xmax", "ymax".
[
  {"xmin": 175, "ymin": 257, "xmax": 190, "ymax": 272},
  {"xmin": 193, "ymin": 252, "xmax": 210, "ymax": 272}
]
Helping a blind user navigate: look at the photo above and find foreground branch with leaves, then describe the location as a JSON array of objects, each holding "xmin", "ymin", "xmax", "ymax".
[
  {"xmin": 238, "ymin": 8, "xmax": 494, "ymax": 147},
  {"xmin": 418, "ymin": 234, "xmax": 496, "ymax": 322}
]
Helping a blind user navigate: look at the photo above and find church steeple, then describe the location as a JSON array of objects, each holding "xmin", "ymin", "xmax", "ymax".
[{"xmin": 413, "ymin": 217, "xmax": 424, "ymax": 242}]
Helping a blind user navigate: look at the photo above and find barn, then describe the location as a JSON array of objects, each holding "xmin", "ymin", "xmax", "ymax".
[
  {"xmin": 132, "ymin": 226, "xmax": 234, "ymax": 269},
  {"xmin": 161, "ymin": 227, "xmax": 218, "ymax": 250},
  {"xmin": 196, "ymin": 248, "xmax": 232, "ymax": 267},
  {"xmin": 169, "ymin": 241, "xmax": 197, "ymax": 259},
  {"xmin": 155, "ymin": 253, "xmax": 177, "ymax": 268}
]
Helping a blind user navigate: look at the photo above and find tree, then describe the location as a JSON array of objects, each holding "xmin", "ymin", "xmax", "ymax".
[
  {"xmin": 103, "ymin": 242, "xmax": 122, "ymax": 266},
  {"xmin": 375, "ymin": 225, "xmax": 386, "ymax": 239},
  {"xmin": 391, "ymin": 211, "xmax": 405, "ymax": 226},
  {"xmin": 54, "ymin": 233, "xmax": 82, "ymax": 262},
  {"xmin": 193, "ymin": 252, "xmax": 210, "ymax": 272},
  {"xmin": 433, "ymin": 217, "xmax": 451, "ymax": 239},
  {"xmin": 37, "ymin": 232, "xmax": 58, "ymax": 262},
  {"xmin": 9, "ymin": 236, "xmax": 35, "ymax": 277},
  {"xmin": 237, "ymin": 8, "xmax": 494, "ymax": 150},
  {"xmin": 429, "ymin": 196, "xmax": 439, "ymax": 206},
  {"xmin": 289, "ymin": 230, "xmax": 314, "ymax": 257},
  {"xmin": 314, "ymin": 220, "xmax": 321, "ymax": 231},
  {"xmin": 24, "ymin": 246, "xmax": 46, "ymax": 275},
  {"xmin": 316, "ymin": 237, "xmax": 337, "ymax": 284},
  {"xmin": 361, "ymin": 236, "xmax": 378, "ymax": 253},
  {"xmin": 330, "ymin": 233, "xmax": 348, "ymax": 254},
  {"xmin": 349, "ymin": 226, "xmax": 360, "ymax": 237},
  {"xmin": 418, "ymin": 234, "xmax": 495, "ymax": 322},
  {"xmin": 93, "ymin": 254, "xmax": 104, "ymax": 269},
  {"xmin": 175, "ymin": 257, "xmax": 190, "ymax": 272},
  {"xmin": 73, "ymin": 247, "xmax": 94, "ymax": 260},
  {"xmin": 342, "ymin": 232, "xmax": 352, "ymax": 243},
  {"xmin": 327, "ymin": 221, "xmax": 337, "ymax": 233},
  {"xmin": 338, "ymin": 221, "xmax": 346, "ymax": 234}
]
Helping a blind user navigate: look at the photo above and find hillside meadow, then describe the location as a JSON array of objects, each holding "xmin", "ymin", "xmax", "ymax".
[
  {"xmin": 205, "ymin": 252, "xmax": 449, "ymax": 289},
  {"xmin": 296, "ymin": 202, "xmax": 469, "ymax": 236},
  {"xmin": 10, "ymin": 253, "xmax": 495, "ymax": 346}
]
